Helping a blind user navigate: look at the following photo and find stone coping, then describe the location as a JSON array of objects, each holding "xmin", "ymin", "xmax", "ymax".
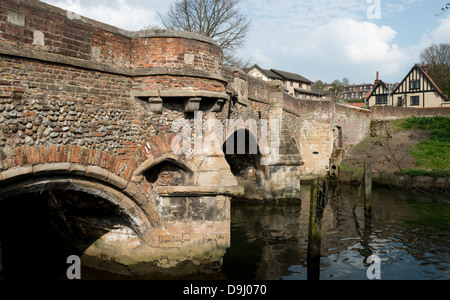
[
  {"xmin": 132, "ymin": 89, "xmax": 229, "ymax": 100},
  {"xmin": 155, "ymin": 185, "xmax": 244, "ymax": 197}
]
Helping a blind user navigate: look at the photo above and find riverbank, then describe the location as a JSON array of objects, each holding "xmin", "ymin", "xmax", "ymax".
[
  {"xmin": 337, "ymin": 169, "xmax": 450, "ymax": 190},
  {"xmin": 337, "ymin": 117, "xmax": 450, "ymax": 191}
]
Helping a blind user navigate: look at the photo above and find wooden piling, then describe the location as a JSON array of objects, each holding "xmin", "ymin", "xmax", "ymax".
[
  {"xmin": 307, "ymin": 179, "xmax": 328, "ymax": 280},
  {"xmin": 364, "ymin": 161, "xmax": 372, "ymax": 217}
]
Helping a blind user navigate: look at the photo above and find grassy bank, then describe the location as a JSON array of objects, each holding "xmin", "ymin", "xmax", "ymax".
[{"xmin": 394, "ymin": 116, "xmax": 450, "ymax": 175}]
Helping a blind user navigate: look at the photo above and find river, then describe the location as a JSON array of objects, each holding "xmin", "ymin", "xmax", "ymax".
[
  {"xmin": 227, "ymin": 183, "xmax": 449, "ymax": 280},
  {"xmin": 0, "ymin": 183, "xmax": 449, "ymax": 280}
]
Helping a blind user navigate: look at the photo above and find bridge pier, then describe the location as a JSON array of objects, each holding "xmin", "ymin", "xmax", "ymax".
[{"xmin": 80, "ymin": 194, "xmax": 233, "ymax": 276}]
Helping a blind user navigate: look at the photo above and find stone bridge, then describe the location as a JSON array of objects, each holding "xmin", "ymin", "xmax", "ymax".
[{"xmin": 0, "ymin": 0, "xmax": 372, "ymax": 276}]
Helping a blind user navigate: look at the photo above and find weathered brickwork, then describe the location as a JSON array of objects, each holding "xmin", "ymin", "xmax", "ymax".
[
  {"xmin": 282, "ymin": 93, "xmax": 372, "ymax": 176},
  {"xmin": 132, "ymin": 36, "xmax": 223, "ymax": 74},
  {"xmin": 371, "ymin": 106, "xmax": 450, "ymax": 120},
  {"xmin": 0, "ymin": 56, "xmax": 134, "ymax": 152},
  {"xmin": 134, "ymin": 75, "xmax": 225, "ymax": 93}
]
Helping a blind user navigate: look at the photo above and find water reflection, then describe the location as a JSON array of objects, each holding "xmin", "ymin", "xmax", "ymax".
[
  {"xmin": 2, "ymin": 183, "xmax": 447, "ymax": 280},
  {"xmin": 224, "ymin": 183, "xmax": 449, "ymax": 280}
]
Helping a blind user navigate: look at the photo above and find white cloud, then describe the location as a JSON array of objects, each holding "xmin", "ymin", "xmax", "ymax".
[
  {"xmin": 82, "ymin": 3, "xmax": 158, "ymax": 31},
  {"xmin": 241, "ymin": 14, "xmax": 409, "ymax": 82},
  {"xmin": 431, "ymin": 14, "xmax": 450, "ymax": 43},
  {"xmin": 41, "ymin": 0, "xmax": 166, "ymax": 31},
  {"xmin": 38, "ymin": 0, "xmax": 445, "ymax": 84},
  {"xmin": 312, "ymin": 18, "xmax": 405, "ymax": 65},
  {"xmin": 239, "ymin": 0, "xmax": 441, "ymax": 83}
]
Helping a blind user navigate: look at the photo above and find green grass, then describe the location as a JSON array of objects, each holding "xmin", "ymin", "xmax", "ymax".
[
  {"xmin": 396, "ymin": 116, "xmax": 450, "ymax": 170},
  {"xmin": 339, "ymin": 162, "xmax": 363, "ymax": 173}
]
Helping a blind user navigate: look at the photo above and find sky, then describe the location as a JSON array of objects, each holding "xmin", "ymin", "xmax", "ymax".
[{"xmin": 40, "ymin": 0, "xmax": 450, "ymax": 85}]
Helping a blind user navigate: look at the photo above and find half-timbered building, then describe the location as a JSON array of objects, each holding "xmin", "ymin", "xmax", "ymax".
[{"xmin": 367, "ymin": 64, "xmax": 449, "ymax": 108}]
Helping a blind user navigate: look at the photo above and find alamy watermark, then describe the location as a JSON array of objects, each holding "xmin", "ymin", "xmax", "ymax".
[
  {"xmin": 66, "ymin": 255, "xmax": 81, "ymax": 280},
  {"xmin": 367, "ymin": 0, "xmax": 381, "ymax": 19},
  {"xmin": 366, "ymin": 255, "xmax": 381, "ymax": 280}
]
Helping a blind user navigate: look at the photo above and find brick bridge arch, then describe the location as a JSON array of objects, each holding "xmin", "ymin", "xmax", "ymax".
[{"xmin": 0, "ymin": 141, "xmax": 166, "ymax": 238}]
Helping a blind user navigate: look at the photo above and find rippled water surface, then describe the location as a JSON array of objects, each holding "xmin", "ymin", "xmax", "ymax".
[
  {"xmin": 222, "ymin": 184, "xmax": 449, "ymax": 280},
  {"xmin": 1, "ymin": 183, "xmax": 448, "ymax": 280}
]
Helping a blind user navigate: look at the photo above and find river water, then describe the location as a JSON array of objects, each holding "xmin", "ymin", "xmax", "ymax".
[
  {"xmin": 0, "ymin": 183, "xmax": 448, "ymax": 280},
  {"xmin": 224, "ymin": 183, "xmax": 449, "ymax": 280}
]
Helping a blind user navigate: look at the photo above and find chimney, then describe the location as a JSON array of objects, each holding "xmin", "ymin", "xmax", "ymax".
[
  {"xmin": 374, "ymin": 71, "xmax": 380, "ymax": 85},
  {"xmin": 421, "ymin": 62, "xmax": 428, "ymax": 74}
]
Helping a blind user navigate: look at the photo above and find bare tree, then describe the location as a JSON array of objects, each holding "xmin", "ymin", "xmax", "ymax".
[
  {"xmin": 436, "ymin": 2, "xmax": 450, "ymax": 15},
  {"xmin": 158, "ymin": 0, "xmax": 251, "ymax": 67}
]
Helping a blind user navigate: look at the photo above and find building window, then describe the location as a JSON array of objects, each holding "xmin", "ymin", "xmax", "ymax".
[
  {"xmin": 376, "ymin": 95, "xmax": 387, "ymax": 104},
  {"xmin": 410, "ymin": 96, "xmax": 420, "ymax": 106},
  {"xmin": 397, "ymin": 97, "xmax": 403, "ymax": 106},
  {"xmin": 410, "ymin": 80, "xmax": 420, "ymax": 90}
]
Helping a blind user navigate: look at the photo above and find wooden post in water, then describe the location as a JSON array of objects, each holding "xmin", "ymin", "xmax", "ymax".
[
  {"xmin": 364, "ymin": 161, "xmax": 372, "ymax": 217},
  {"xmin": 307, "ymin": 179, "xmax": 328, "ymax": 280}
]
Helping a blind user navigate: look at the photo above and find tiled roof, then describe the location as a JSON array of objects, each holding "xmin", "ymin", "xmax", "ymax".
[
  {"xmin": 294, "ymin": 87, "xmax": 323, "ymax": 96},
  {"xmin": 347, "ymin": 103, "xmax": 366, "ymax": 108},
  {"xmin": 247, "ymin": 64, "xmax": 284, "ymax": 80},
  {"xmin": 261, "ymin": 69, "xmax": 284, "ymax": 80},
  {"xmin": 271, "ymin": 69, "xmax": 314, "ymax": 84}
]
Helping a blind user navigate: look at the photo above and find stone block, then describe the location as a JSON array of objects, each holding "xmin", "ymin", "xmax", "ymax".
[
  {"xmin": 1, "ymin": 166, "xmax": 33, "ymax": 182},
  {"xmin": 86, "ymin": 165, "xmax": 109, "ymax": 181},
  {"xmin": 184, "ymin": 53, "xmax": 195, "ymax": 65},
  {"xmin": 148, "ymin": 97, "xmax": 163, "ymax": 112},
  {"xmin": 33, "ymin": 163, "xmax": 72, "ymax": 176},
  {"xmin": 106, "ymin": 173, "xmax": 129, "ymax": 190},
  {"xmin": 183, "ymin": 97, "xmax": 201, "ymax": 112},
  {"xmin": 160, "ymin": 90, "xmax": 196, "ymax": 98},
  {"xmin": 197, "ymin": 171, "xmax": 221, "ymax": 186},
  {"xmin": 7, "ymin": 10, "xmax": 25, "ymax": 26},
  {"xmin": 33, "ymin": 30, "xmax": 45, "ymax": 46},
  {"xmin": 201, "ymin": 156, "xmax": 231, "ymax": 171},
  {"xmin": 132, "ymin": 90, "xmax": 159, "ymax": 98}
]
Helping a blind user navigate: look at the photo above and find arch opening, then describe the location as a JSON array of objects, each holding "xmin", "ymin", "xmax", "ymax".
[
  {"xmin": 0, "ymin": 177, "xmax": 152, "ymax": 279},
  {"xmin": 222, "ymin": 129, "xmax": 265, "ymax": 199},
  {"xmin": 145, "ymin": 160, "xmax": 192, "ymax": 186}
]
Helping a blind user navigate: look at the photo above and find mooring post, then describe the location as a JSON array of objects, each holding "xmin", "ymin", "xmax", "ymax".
[
  {"xmin": 364, "ymin": 161, "xmax": 372, "ymax": 217},
  {"xmin": 307, "ymin": 179, "xmax": 328, "ymax": 280}
]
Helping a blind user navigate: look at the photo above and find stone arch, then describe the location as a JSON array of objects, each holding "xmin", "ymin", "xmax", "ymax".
[
  {"xmin": 0, "ymin": 173, "xmax": 159, "ymax": 278},
  {"xmin": 222, "ymin": 128, "xmax": 266, "ymax": 199},
  {"xmin": 0, "ymin": 176, "xmax": 153, "ymax": 239},
  {"xmin": 223, "ymin": 128, "xmax": 263, "ymax": 170},
  {"xmin": 223, "ymin": 120, "xmax": 261, "ymax": 155},
  {"xmin": 134, "ymin": 153, "xmax": 199, "ymax": 186},
  {"xmin": 0, "ymin": 143, "xmax": 162, "ymax": 239}
]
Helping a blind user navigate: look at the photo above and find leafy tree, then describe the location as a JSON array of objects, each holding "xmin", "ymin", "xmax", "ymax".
[
  {"xmin": 158, "ymin": 0, "xmax": 250, "ymax": 67},
  {"xmin": 420, "ymin": 43, "xmax": 450, "ymax": 99},
  {"xmin": 330, "ymin": 79, "xmax": 344, "ymax": 101}
]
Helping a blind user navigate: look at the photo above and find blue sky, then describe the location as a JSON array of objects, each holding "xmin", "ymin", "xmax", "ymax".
[{"xmin": 41, "ymin": 0, "xmax": 450, "ymax": 85}]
